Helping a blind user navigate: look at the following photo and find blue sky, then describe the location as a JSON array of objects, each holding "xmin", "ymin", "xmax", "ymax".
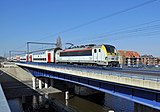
[{"xmin": 0, "ymin": 0, "xmax": 160, "ymax": 57}]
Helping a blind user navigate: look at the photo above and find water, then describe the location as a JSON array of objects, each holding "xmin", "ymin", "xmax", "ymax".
[
  {"xmin": 104, "ymin": 94, "xmax": 134, "ymax": 112},
  {"xmin": 8, "ymin": 95, "xmax": 56, "ymax": 112},
  {"xmin": 7, "ymin": 92, "xmax": 134, "ymax": 112}
]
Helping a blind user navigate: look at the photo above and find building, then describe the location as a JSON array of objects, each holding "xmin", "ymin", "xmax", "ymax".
[
  {"xmin": 0, "ymin": 56, "xmax": 7, "ymax": 67},
  {"xmin": 140, "ymin": 55, "xmax": 159, "ymax": 66},
  {"xmin": 0, "ymin": 56, "xmax": 6, "ymax": 62},
  {"xmin": 158, "ymin": 58, "xmax": 160, "ymax": 65},
  {"xmin": 118, "ymin": 50, "xmax": 140, "ymax": 67}
]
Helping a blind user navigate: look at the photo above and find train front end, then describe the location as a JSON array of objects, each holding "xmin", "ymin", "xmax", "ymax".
[{"xmin": 102, "ymin": 44, "xmax": 119, "ymax": 67}]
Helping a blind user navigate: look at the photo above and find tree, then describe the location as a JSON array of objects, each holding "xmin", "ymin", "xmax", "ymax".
[{"xmin": 56, "ymin": 36, "xmax": 62, "ymax": 48}]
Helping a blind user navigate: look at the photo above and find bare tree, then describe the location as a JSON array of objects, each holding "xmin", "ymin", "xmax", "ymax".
[{"xmin": 56, "ymin": 36, "xmax": 62, "ymax": 48}]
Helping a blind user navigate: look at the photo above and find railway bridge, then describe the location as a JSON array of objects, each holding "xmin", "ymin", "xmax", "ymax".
[{"xmin": 16, "ymin": 62, "xmax": 160, "ymax": 110}]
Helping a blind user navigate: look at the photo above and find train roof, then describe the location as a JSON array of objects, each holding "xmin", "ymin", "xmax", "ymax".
[
  {"xmin": 65, "ymin": 44, "xmax": 115, "ymax": 50},
  {"xmin": 29, "ymin": 47, "xmax": 61, "ymax": 54}
]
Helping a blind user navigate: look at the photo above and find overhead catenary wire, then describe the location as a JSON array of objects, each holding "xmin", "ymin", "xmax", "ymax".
[
  {"xmin": 86, "ymin": 19, "xmax": 160, "ymax": 40},
  {"xmin": 78, "ymin": 31, "xmax": 160, "ymax": 45},
  {"xmin": 74, "ymin": 24, "xmax": 160, "ymax": 44},
  {"xmin": 11, "ymin": 0, "xmax": 160, "ymax": 53},
  {"xmin": 109, "ymin": 31, "xmax": 160, "ymax": 42},
  {"xmin": 101, "ymin": 24, "xmax": 160, "ymax": 37},
  {"xmin": 37, "ymin": 0, "xmax": 159, "ymax": 41},
  {"xmin": 13, "ymin": 19, "xmax": 160, "ymax": 53}
]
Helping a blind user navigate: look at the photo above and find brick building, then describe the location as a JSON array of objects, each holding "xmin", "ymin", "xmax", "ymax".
[
  {"xmin": 118, "ymin": 50, "xmax": 140, "ymax": 67},
  {"xmin": 158, "ymin": 58, "xmax": 160, "ymax": 65},
  {"xmin": 140, "ymin": 55, "xmax": 159, "ymax": 66},
  {"xmin": 0, "ymin": 56, "xmax": 6, "ymax": 62}
]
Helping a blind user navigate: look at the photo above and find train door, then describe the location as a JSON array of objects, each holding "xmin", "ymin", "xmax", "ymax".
[
  {"xmin": 17, "ymin": 56, "xmax": 20, "ymax": 61},
  {"xmin": 93, "ymin": 49, "xmax": 98, "ymax": 62},
  {"xmin": 26, "ymin": 55, "xmax": 28, "ymax": 62},
  {"xmin": 97, "ymin": 49, "xmax": 102, "ymax": 62},
  {"xmin": 48, "ymin": 53, "xmax": 51, "ymax": 63},
  {"xmin": 30, "ymin": 55, "xmax": 32, "ymax": 62}
]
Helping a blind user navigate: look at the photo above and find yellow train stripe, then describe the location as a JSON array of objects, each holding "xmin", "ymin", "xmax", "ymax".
[{"xmin": 101, "ymin": 44, "xmax": 108, "ymax": 55}]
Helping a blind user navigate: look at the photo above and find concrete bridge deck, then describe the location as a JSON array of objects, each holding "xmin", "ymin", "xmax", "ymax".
[{"xmin": 16, "ymin": 62, "xmax": 160, "ymax": 91}]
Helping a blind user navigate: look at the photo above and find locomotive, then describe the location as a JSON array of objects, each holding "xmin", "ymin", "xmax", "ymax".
[{"xmin": 16, "ymin": 44, "xmax": 119, "ymax": 67}]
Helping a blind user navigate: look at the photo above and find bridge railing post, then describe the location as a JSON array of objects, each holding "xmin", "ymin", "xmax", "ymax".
[{"xmin": 65, "ymin": 91, "xmax": 69, "ymax": 100}]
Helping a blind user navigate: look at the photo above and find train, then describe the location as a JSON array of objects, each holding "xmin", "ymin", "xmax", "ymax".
[{"xmin": 13, "ymin": 44, "xmax": 119, "ymax": 67}]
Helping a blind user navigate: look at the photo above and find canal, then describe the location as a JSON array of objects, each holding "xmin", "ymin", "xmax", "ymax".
[{"xmin": 7, "ymin": 92, "xmax": 134, "ymax": 112}]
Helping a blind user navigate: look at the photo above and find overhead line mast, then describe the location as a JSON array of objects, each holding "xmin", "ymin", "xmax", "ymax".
[{"xmin": 26, "ymin": 42, "xmax": 56, "ymax": 54}]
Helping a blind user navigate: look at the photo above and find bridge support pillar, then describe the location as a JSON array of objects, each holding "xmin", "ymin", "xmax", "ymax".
[
  {"xmin": 45, "ymin": 78, "xmax": 48, "ymax": 88},
  {"xmin": 65, "ymin": 91, "xmax": 69, "ymax": 100},
  {"xmin": 32, "ymin": 77, "xmax": 36, "ymax": 90},
  {"xmin": 50, "ymin": 79, "xmax": 54, "ymax": 87},
  {"xmin": 38, "ymin": 78, "xmax": 42, "ymax": 89}
]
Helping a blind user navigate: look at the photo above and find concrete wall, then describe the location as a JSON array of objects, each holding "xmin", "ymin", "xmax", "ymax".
[{"xmin": 0, "ymin": 65, "xmax": 32, "ymax": 82}]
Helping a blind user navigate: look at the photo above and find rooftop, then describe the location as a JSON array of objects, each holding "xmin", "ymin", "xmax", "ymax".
[{"xmin": 118, "ymin": 50, "xmax": 140, "ymax": 58}]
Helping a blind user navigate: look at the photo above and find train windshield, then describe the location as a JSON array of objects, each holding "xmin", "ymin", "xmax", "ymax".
[{"xmin": 105, "ymin": 45, "xmax": 117, "ymax": 54}]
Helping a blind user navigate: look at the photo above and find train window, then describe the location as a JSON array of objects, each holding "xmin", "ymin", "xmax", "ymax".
[
  {"xmin": 94, "ymin": 49, "xmax": 97, "ymax": 53},
  {"xmin": 99, "ymin": 49, "xmax": 101, "ymax": 52},
  {"xmin": 60, "ymin": 50, "xmax": 92, "ymax": 56}
]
